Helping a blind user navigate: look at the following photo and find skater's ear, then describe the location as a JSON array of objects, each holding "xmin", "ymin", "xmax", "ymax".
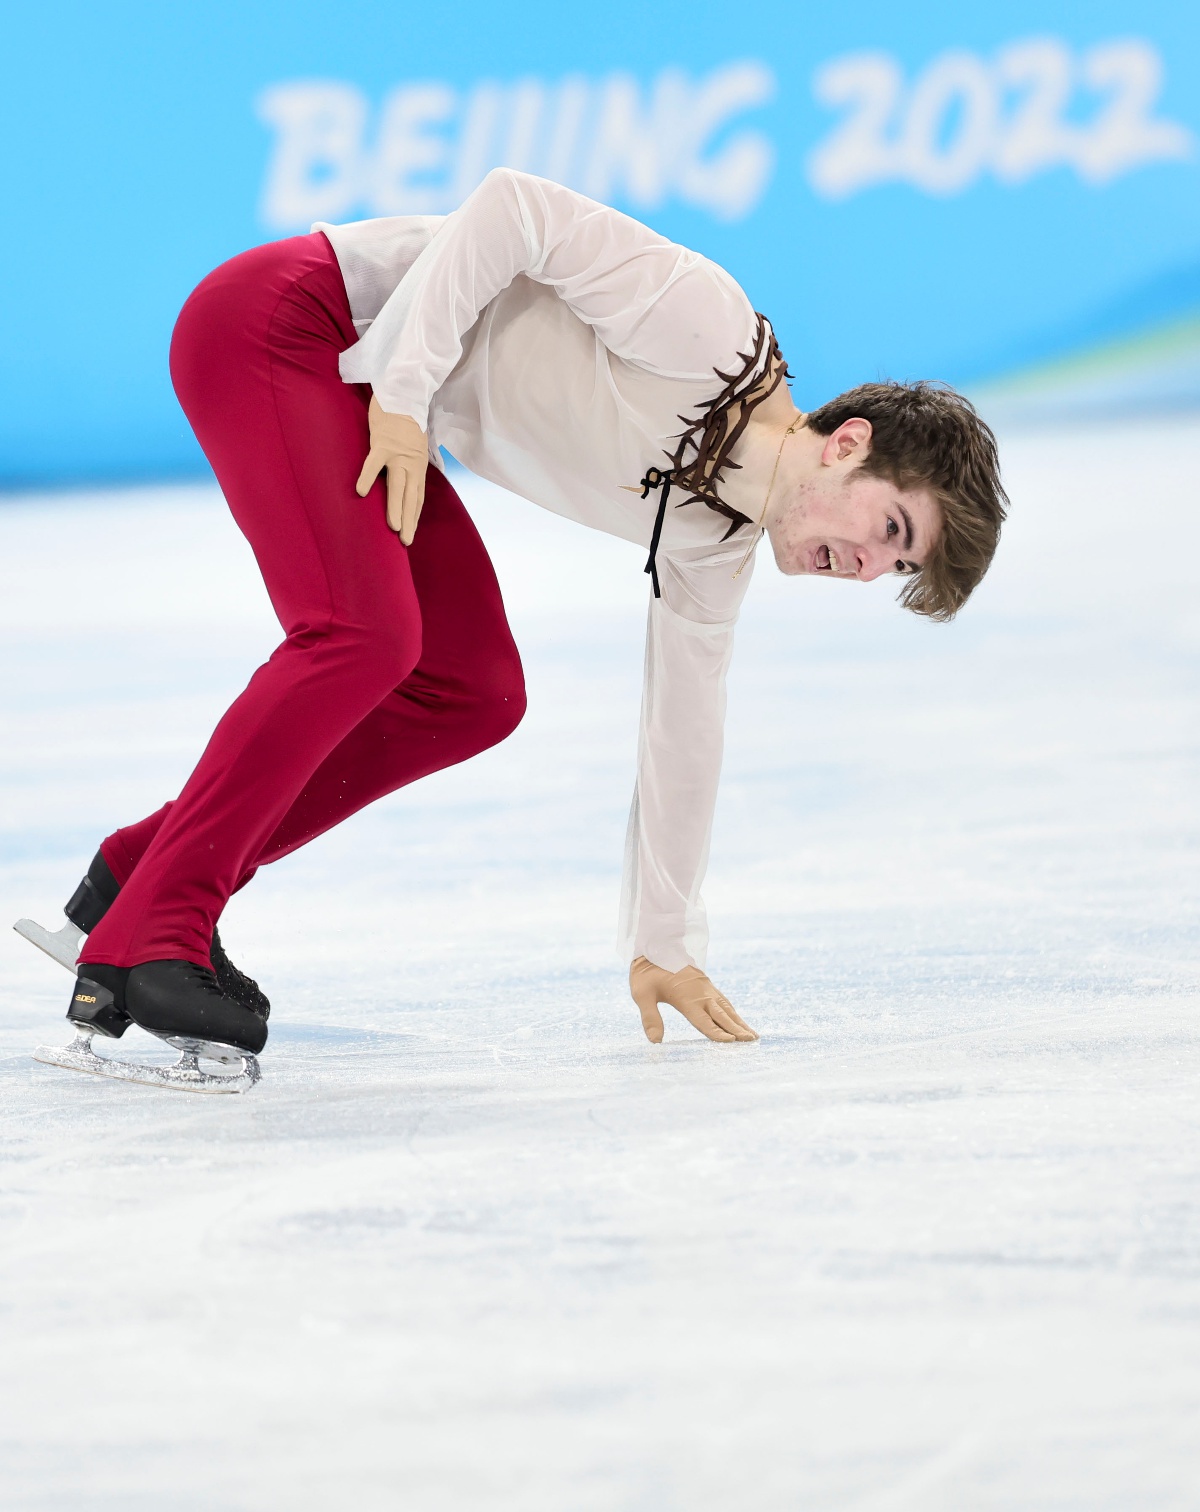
[{"xmin": 820, "ymin": 418, "xmax": 872, "ymax": 469}]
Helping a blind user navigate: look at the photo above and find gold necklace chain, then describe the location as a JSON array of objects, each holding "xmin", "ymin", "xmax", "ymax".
[{"xmin": 733, "ymin": 415, "xmax": 802, "ymax": 581}]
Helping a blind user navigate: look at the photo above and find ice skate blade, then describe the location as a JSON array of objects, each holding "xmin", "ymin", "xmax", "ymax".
[
  {"xmin": 161, "ymin": 1033, "xmax": 246, "ymax": 1067},
  {"xmin": 33, "ymin": 1027, "xmax": 260, "ymax": 1095},
  {"xmin": 14, "ymin": 916, "xmax": 84, "ymax": 972}
]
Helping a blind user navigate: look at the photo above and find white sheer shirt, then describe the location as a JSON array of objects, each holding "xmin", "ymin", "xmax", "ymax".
[{"xmin": 317, "ymin": 167, "xmax": 769, "ymax": 973}]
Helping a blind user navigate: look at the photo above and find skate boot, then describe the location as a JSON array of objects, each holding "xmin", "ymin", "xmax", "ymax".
[
  {"xmin": 126, "ymin": 960, "xmax": 268, "ymax": 1056},
  {"xmin": 34, "ymin": 961, "xmax": 265, "ymax": 1094},
  {"xmin": 12, "ymin": 850, "xmax": 118, "ymax": 980},
  {"xmin": 65, "ymin": 963, "xmax": 131, "ymax": 1040},
  {"xmin": 208, "ymin": 928, "xmax": 270, "ymax": 1019},
  {"xmin": 14, "ymin": 849, "xmax": 270, "ymax": 1019}
]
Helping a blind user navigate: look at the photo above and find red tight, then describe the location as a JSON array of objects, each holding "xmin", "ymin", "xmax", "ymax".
[{"xmin": 81, "ymin": 233, "xmax": 525, "ymax": 970}]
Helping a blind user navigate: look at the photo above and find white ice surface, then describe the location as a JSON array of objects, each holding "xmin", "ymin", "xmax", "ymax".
[{"xmin": 1, "ymin": 421, "xmax": 1198, "ymax": 1510}]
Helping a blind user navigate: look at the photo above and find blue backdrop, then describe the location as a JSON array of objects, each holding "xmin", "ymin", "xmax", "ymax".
[{"xmin": 4, "ymin": 0, "xmax": 1200, "ymax": 486}]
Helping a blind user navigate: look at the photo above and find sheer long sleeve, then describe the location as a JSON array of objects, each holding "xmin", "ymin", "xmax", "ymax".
[
  {"xmin": 338, "ymin": 166, "xmax": 752, "ymax": 428},
  {"xmin": 619, "ymin": 546, "xmax": 755, "ymax": 973}
]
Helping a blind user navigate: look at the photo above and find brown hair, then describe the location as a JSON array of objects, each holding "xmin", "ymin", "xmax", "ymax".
[{"xmin": 806, "ymin": 381, "xmax": 1007, "ymax": 621}]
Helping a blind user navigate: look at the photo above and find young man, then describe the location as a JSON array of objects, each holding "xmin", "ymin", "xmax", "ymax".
[{"xmin": 21, "ymin": 168, "xmax": 1005, "ymax": 1090}]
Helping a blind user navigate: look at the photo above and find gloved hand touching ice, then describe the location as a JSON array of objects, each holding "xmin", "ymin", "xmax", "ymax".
[
  {"xmin": 355, "ymin": 397, "xmax": 429, "ymax": 544},
  {"xmin": 629, "ymin": 956, "xmax": 759, "ymax": 1043}
]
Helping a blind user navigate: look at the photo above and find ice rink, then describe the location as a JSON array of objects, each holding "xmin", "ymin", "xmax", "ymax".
[{"xmin": 1, "ymin": 420, "xmax": 1198, "ymax": 1510}]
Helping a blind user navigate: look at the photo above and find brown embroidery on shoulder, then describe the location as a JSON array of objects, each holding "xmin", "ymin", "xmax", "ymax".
[{"xmin": 664, "ymin": 313, "xmax": 791, "ymax": 540}]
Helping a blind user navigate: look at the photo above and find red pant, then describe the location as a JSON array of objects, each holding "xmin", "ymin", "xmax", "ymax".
[{"xmin": 81, "ymin": 233, "xmax": 525, "ymax": 969}]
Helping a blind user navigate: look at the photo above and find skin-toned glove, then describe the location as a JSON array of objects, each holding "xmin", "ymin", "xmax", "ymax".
[
  {"xmin": 354, "ymin": 396, "xmax": 429, "ymax": 545},
  {"xmin": 629, "ymin": 956, "xmax": 759, "ymax": 1044}
]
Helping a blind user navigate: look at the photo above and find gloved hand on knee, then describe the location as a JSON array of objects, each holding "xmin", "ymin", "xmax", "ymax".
[
  {"xmin": 629, "ymin": 956, "xmax": 759, "ymax": 1043},
  {"xmin": 355, "ymin": 397, "xmax": 429, "ymax": 544}
]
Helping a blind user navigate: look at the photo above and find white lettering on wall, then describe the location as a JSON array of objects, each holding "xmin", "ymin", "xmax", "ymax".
[
  {"xmin": 257, "ymin": 82, "xmax": 368, "ymax": 225},
  {"xmin": 257, "ymin": 62, "xmax": 775, "ymax": 229},
  {"xmin": 807, "ymin": 38, "xmax": 1193, "ymax": 199}
]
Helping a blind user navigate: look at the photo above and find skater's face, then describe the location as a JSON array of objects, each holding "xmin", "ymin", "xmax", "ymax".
[{"xmin": 765, "ymin": 419, "xmax": 941, "ymax": 583}]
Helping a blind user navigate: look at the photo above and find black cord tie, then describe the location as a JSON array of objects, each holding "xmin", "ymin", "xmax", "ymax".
[{"xmin": 639, "ymin": 466, "xmax": 672, "ymax": 599}]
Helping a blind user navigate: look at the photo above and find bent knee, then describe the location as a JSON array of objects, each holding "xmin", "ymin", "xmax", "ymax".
[{"xmin": 468, "ymin": 653, "xmax": 527, "ymax": 750}]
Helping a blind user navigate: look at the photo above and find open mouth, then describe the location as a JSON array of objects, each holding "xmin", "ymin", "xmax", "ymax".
[{"xmin": 814, "ymin": 544, "xmax": 840, "ymax": 573}]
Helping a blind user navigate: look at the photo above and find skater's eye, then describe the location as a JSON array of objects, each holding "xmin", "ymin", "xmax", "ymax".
[{"xmin": 889, "ymin": 504, "xmax": 919, "ymax": 574}]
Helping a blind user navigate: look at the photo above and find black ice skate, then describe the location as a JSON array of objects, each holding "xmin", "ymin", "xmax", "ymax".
[
  {"xmin": 35, "ymin": 961, "xmax": 265, "ymax": 1095},
  {"xmin": 14, "ymin": 848, "xmax": 270, "ymax": 1018}
]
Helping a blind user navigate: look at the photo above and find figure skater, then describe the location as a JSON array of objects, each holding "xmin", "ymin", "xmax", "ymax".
[{"xmin": 20, "ymin": 168, "xmax": 1006, "ymax": 1089}]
